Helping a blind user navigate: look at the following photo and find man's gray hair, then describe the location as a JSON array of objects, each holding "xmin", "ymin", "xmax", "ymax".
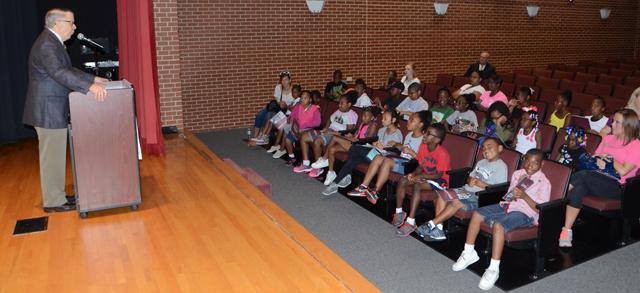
[{"xmin": 44, "ymin": 8, "xmax": 72, "ymax": 29}]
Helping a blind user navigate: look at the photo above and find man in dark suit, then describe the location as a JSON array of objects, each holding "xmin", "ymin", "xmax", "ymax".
[
  {"xmin": 464, "ymin": 51, "xmax": 496, "ymax": 80},
  {"xmin": 23, "ymin": 8, "xmax": 107, "ymax": 212}
]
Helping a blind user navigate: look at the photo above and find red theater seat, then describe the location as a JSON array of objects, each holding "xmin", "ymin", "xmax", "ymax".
[
  {"xmin": 584, "ymin": 82, "xmax": 613, "ymax": 96},
  {"xmin": 535, "ymin": 76, "xmax": 560, "ymax": 89}
]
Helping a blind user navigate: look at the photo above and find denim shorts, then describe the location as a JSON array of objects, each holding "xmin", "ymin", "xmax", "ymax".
[
  {"xmin": 391, "ymin": 157, "xmax": 409, "ymax": 174},
  {"xmin": 286, "ymin": 130, "xmax": 298, "ymax": 143},
  {"xmin": 458, "ymin": 194, "xmax": 479, "ymax": 211},
  {"xmin": 476, "ymin": 204, "xmax": 534, "ymax": 232},
  {"xmin": 254, "ymin": 108, "xmax": 276, "ymax": 128},
  {"xmin": 310, "ymin": 132, "xmax": 334, "ymax": 145}
]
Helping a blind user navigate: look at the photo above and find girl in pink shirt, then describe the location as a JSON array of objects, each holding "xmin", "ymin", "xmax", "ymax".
[
  {"xmin": 273, "ymin": 91, "xmax": 321, "ymax": 158},
  {"xmin": 478, "ymin": 75, "xmax": 508, "ymax": 111},
  {"xmin": 560, "ymin": 109, "xmax": 640, "ymax": 248}
]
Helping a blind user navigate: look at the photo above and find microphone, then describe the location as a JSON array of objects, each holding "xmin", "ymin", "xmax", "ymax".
[{"xmin": 77, "ymin": 33, "xmax": 105, "ymax": 50}]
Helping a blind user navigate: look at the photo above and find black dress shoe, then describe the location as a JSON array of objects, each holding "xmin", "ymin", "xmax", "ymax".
[
  {"xmin": 44, "ymin": 202, "xmax": 76, "ymax": 213},
  {"xmin": 66, "ymin": 195, "xmax": 76, "ymax": 204}
]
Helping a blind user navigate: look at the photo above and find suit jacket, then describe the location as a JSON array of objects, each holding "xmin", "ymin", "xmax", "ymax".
[
  {"xmin": 464, "ymin": 62, "xmax": 496, "ymax": 80},
  {"xmin": 23, "ymin": 29, "xmax": 94, "ymax": 129}
]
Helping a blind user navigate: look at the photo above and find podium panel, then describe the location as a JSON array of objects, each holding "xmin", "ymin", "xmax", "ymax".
[{"xmin": 69, "ymin": 80, "xmax": 141, "ymax": 217}]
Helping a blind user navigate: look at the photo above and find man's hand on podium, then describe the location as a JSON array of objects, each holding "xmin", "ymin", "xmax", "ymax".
[
  {"xmin": 95, "ymin": 76, "xmax": 109, "ymax": 84},
  {"xmin": 90, "ymin": 77, "xmax": 108, "ymax": 102}
]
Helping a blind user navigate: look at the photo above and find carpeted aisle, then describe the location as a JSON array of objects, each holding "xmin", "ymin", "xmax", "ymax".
[{"xmin": 198, "ymin": 129, "xmax": 640, "ymax": 293}]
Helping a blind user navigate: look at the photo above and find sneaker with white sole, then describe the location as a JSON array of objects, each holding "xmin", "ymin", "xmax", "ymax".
[
  {"xmin": 478, "ymin": 269, "xmax": 499, "ymax": 291},
  {"xmin": 254, "ymin": 137, "xmax": 269, "ymax": 145},
  {"xmin": 272, "ymin": 149, "xmax": 287, "ymax": 159},
  {"xmin": 452, "ymin": 250, "xmax": 480, "ymax": 271},
  {"xmin": 559, "ymin": 228, "xmax": 573, "ymax": 248},
  {"xmin": 311, "ymin": 158, "xmax": 329, "ymax": 169},
  {"xmin": 321, "ymin": 183, "xmax": 339, "ymax": 197},
  {"xmin": 396, "ymin": 222, "xmax": 417, "ymax": 237},
  {"xmin": 336, "ymin": 174, "xmax": 351, "ymax": 188},
  {"xmin": 266, "ymin": 145, "xmax": 280, "ymax": 153},
  {"xmin": 416, "ymin": 222, "xmax": 432, "ymax": 238},
  {"xmin": 391, "ymin": 212, "xmax": 407, "ymax": 228},
  {"xmin": 347, "ymin": 185, "xmax": 367, "ymax": 197},
  {"xmin": 308, "ymin": 168, "xmax": 324, "ymax": 178},
  {"xmin": 323, "ymin": 171, "xmax": 337, "ymax": 186},
  {"xmin": 364, "ymin": 188, "xmax": 379, "ymax": 204},
  {"xmin": 425, "ymin": 226, "xmax": 447, "ymax": 241},
  {"xmin": 293, "ymin": 164, "xmax": 313, "ymax": 173}
]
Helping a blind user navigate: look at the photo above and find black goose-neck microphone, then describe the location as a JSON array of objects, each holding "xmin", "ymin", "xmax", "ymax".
[{"xmin": 77, "ymin": 33, "xmax": 105, "ymax": 50}]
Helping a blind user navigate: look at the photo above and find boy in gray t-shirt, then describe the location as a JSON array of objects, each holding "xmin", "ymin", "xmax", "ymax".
[
  {"xmin": 445, "ymin": 95, "xmax": 478, "ymax": 134},
  {"xmin": 417, "ymin": 137, "xmax": 508, "ymax": 241}
]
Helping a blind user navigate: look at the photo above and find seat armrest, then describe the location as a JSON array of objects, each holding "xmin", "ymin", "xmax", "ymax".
[
  {"xmin": 622, "ymin": 175, "xmax": 640, "ymax": 220},
  {"xmin": 536, "ymin": 198, "xmax": 568, "ymax": 256},
  {"xmin": 447, "ymin": 167, "xmax": 472, "ymax": 188},
  {"xmin": 477, "ymin": 182, "xmax": 510, "ymax": 207}
]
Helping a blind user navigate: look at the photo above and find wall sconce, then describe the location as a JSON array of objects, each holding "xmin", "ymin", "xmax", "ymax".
[
  {"xmin": 600, "ymin": 8, "xmax": 611, "ymax": 20},
  {"xmin": 526, "ymin": 5, "xmax": 540, "ymax": 17},
  {"xmin": 433, "ymin": 3, "xmax": 449, "ymax": 16},
  {"xmin": 306, "ymin": 0, "xmax": 324, "ymax": 14}
]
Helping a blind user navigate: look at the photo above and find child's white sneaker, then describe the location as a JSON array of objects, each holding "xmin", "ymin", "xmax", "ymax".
[
  {"xmin": 266, "ymin": 145, "xmax": 280, "ymax": 153},
  {"xmin": 272, "ymin": 149, "xmax": 287, "ymax": 159},
  {"xmin": 478, "ymin": 269, "xmax": 499, "ymax": 290},
  {"xmin": 324, "ymin": 171, "xmax": 337, "ymax": 186},
  {"xmin": 452, "ymin": 250, "xmax": 479, "ymax": 271},
  {"xmin": 311, "ymin": 158, "xmax": 329, "ymax": 169}
]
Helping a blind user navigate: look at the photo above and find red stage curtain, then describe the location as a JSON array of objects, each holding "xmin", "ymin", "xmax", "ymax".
[{"xmin": 116, "ymin": 0, "xmax": 165, "ymax": 155}]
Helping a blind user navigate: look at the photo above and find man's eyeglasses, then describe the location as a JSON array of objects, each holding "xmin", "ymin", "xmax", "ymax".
[{"xmin": 58, "ymin": 19, "xmax": 75, "ymax": 25}]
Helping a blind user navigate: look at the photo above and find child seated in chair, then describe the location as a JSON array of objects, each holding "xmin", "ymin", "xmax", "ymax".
[
  {"xmin": 353, "ymin": 78, "xmax": 373, "ymax": 108},
  {"xmin": 345, "ymin": 111, "xmax": 431, "ymax": 201},
  {"xmin": 451, "ymin": 148, "xmax": 550, "ymax": 291},
  {"xmin": 556, "ymin": 126, "xmax": 587, "ymax": 169},
  {"xmin": 508, "ymin": 87, "xmax": 538, "ymax": 125},
  {"xmin": 396, "ymin": 82, "xmax": 429, "ymax": 120},
  {"xmin": 315, "ymin": 106, "xmax": 379, "ymax": 185},
  {"xmin": 268, "ymin": 90, "xmax": 322, "ymax": 161},
  {"xmin": 294, "ymin": 92, "xmax": 358, "ymax": 176},
  {"xmin": 417, "ymin": 137, "xmax": 508, "ymax": 242},
  {"xmin": 513, "ymin": 111, "xmax": 541, "ymax": 155},
  {"xmin": 431, "ymin": 88, "xmax": 454, "ymax": 124},
  {"xmin": 444, "ymin": 94, "xmax": 478, "ymax": 134},
  {"xmin": 393, "ymin": 123, "xmax": 451, "ymax": 237},
  {"xmin": 321, "ymin": 109, "xmax": 403, "ymax": 196}
]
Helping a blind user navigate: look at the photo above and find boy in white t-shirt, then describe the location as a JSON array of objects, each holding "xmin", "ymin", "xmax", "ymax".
[
  {"xmin": 354, "ymin": 78, "xmax": 372, "ymax": 108},
  {"xmin": 585, "ymin": 96, "xmax": 608, "ymax": 134},
  {"xmin": 397, "ymin": 82, "xmax": 429, "ymax": 120}
]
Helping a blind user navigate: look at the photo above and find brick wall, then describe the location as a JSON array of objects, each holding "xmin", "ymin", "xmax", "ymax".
[
  {"xmin": 153, "ymin": 0, "xmax": 184, "ymax": 130},
  {"xmin": 636, "ymin": 5, "xmax": 640, "ymax": 58},
  {"xmin": 153, "ymin": 0, "xmax": 639, "ymax": 132}
]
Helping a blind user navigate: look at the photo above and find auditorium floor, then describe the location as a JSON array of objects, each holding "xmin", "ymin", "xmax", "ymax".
[
  {"xmin": 0, "ymin": 134, "xmax": 377, "ymax": 292},
  {"xmin": 199, "ymin": 128, "xmax": 640, "ymax": 292}
]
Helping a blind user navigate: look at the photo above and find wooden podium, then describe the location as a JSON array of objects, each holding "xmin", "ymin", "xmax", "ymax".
[{"xmin": 68, "ymin": 80, "xmax": 141, "ymax": 218}]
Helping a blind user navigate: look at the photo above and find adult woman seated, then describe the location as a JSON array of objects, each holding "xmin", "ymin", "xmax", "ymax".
[
  {"xmin": 400, "ymin": 63, "xmax": 420, "ymax": 96},
  {"xmin": 559, "ymin": 109, "xmax": 640, "ymax": 247},
  {"xmin": 252, "ymin": 71, "xmax": 295, "ymax": 144}
]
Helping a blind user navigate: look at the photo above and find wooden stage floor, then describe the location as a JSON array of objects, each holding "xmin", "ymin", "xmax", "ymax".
[{"xmin": 0, "ymin": 133, "xmax": 378, "ymax": 292}]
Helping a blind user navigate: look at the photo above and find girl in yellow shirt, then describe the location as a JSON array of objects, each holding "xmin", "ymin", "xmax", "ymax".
[{"xmin": 547, "ymin": 90, "xmax": 572, "ymax": 131}]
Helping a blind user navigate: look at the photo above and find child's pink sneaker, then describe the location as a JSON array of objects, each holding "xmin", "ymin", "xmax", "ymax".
[
  {"xmin": 293, "ymin": 164, "xmax": 313, "ymax": 173},
  {"xmin": 308, "ymin": 168, "xmax": 324, "ymax": 178}
]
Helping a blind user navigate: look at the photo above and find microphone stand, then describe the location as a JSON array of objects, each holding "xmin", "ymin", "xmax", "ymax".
[{"xmin": 93, "ymin": 47, "xmax": 100, "ymax": 76}]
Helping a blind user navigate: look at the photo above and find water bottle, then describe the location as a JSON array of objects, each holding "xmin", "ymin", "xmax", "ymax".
[{"xmin": 246, "ymin": 128, "xmax": 252, "ymax": 140}]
